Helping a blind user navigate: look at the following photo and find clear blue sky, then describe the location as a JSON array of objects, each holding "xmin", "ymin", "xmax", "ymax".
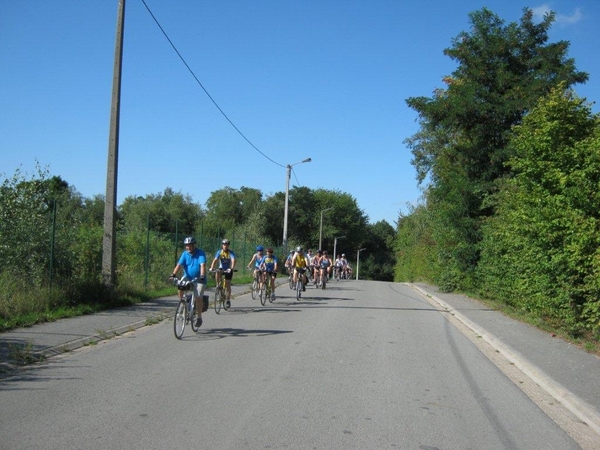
[{"xmin": 1, "ymin": 1, "xmax": 598, "ymax": 226}]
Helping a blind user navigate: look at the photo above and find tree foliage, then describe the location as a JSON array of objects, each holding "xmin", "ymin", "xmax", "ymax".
[
  {"xmin": 477, "ymin": 86, "xmax": 600, "ymax": 335},
  {"xmin": 403, "ymin": 7, "xmax": 588, "ymax": 290},
  {"xmin": 119, "ymin": 188, "xmax": 204, "ymax": 234}
]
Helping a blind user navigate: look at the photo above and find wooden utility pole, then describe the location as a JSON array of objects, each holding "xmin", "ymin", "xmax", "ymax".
[{"xmin": 102, "ymin": 0, "xmax": 125, "ymax": 290}]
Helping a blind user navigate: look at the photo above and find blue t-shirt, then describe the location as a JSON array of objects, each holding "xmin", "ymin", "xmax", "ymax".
[
  {"xmin": 214, "ymin": 249, "xmax": 235, "ymax": 270},
  {"xmin": 259, "ymin": 255, "xmax": 278, "ymax": 272},
  {"xmin": 178, "ymin": 248, "xmax": 207, "ymax": 283}
]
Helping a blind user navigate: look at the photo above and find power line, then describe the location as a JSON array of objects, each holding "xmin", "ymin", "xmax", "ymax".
[{"xmin": 139, "ymin": 0, "xmax": 284, "ymax": 168}]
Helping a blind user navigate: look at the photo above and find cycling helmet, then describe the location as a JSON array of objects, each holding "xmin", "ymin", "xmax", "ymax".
[
  {"xmin": 317, "ymin": 250, "xmax": 322, "ymax": 255},
  {"xmin": 183, "ymin": 236, "xmax": 196, "ymax": 245},
  {"xmin": 296, "ymin": 246, "xmax": 303, "ymax": 252},
  {"xmin": 266, "ymin": 248, "xmax": 273, "ymax": 253},
  {"xmin": 256, "ymin": 245, "xmax": 264, "ymax": 252},
  {"xmin": 222, "ymin": 239, "xmax": 230, "ymax": 245},
  {"xmin": 342, "ymin": 253, "xmax": 345, "ymax": 257}
]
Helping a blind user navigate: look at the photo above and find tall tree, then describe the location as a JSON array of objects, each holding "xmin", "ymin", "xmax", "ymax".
[
  {"xmin": 404, "ymin": 7, "xmax": 588, "ymax": 290},
  {"xmin": 119, "ymin": 188, "xmax": 204, "ymax": 234},
  {"xmin": 478, "ymin": 86, "xmax": 600, "ymax": 334}
]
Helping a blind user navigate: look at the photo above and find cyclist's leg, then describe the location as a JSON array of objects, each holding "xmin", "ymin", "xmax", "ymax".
[{"xmin": 270, "ymin": 272, "xmax": 276, "ymax": 299}]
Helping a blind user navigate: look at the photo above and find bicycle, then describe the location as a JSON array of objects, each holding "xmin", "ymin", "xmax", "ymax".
[
  {"xmin": 250, "ymin": 269, "xmax": 261, "ymax": 300},
  {"xmin": 171, "ymin": 277, "xmax": 208, "ymax": 339},
  {"xmin": 320, "ymin": 266, "xmax": 328, "ymax": 290},
  {"xmin": 313, "ymin": 266, "xmax": 322, "ymax": 289},
  {"xmin": 260, "ymin": 271, "xmax": 276, "ymax": 305},
  {"xmin": 210, "ymin": 268, "xmax": 236, "ymax": 314},
  {"xmin": 288, "ymin": 268, "xmax": 294, "ymax": 290},
  {"xmin": 294, "ymin": 268, "xmax": 307, "ymax": 301},
  {"xmin": 334, "ymin": 266, "xmax": 342, "ymax": 282}
]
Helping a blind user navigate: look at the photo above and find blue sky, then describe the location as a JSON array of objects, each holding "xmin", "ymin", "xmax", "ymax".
[{"xmin": 1, "ymin": 1, "xmax": 598, "ymax": 226}]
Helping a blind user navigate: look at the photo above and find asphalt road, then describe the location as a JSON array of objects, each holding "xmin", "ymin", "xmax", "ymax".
[{"xmin": 0, "ymin": 281, "xmax": 587, "ymax": 449}]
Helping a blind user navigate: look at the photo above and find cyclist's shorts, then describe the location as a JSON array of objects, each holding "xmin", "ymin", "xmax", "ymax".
[
  {"xmin": 266, "ymin": 270, "xmax": 277, "ymax": 277},
  {"xmin": 181, "ymin": 276, "xmax": 206, "ymax": 298},
  {"xmin": 221, "ymin": 270, "xmax": 234, "ymax": 281},
  {"xmin": 295, "ymin": 267, "xmax": 306, "ymax": 274}
]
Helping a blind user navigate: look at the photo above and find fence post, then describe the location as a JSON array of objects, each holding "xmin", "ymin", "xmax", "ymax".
[
  {"xmin": 49, "ymin": 199, "xmax": 57, "ymax": 288},
  {"xmin": 174, "ymin": 219, "xmax": 179, "ymax": 264}
]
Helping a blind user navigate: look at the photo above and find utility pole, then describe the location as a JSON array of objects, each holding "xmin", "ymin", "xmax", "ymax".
[{"xmin": 102, "ymin": 0, "xmax": 125, "ymax": 290}]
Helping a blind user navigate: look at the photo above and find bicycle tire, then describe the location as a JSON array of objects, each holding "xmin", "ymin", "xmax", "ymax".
[
  {"xmin": 174, "ymin": 300, "xmax": 187, "ymax": 339},
  {"xmin": 214, "ymin": 287, "xmax": 222, "ymax": 314},
  {"xmin": 190, "ymin": 297, "xmax": 201, "ymax": 332},
  {"xmin": 222, "ymin": 287, "xmax": 230, "ymax": 311},
  {"xmin": 296, "ymin": 279, "xmax": 302, "ymax": 301},
  {"xmin": 251, "ymin": 277, "xmax": 259, "ymax": 300},
  {"xmin": 260, "ymin": 284, "xmax": 267, "ymax": 306},
  {"xmin": 322, "ymin": 275, "xmax": 327, "ymax": 290},
  {"xmin": 267, "ymin": 284, "xmax": 274, "ymax": 303},
  {"xmin": 289, "ymin": 274, "xmax": 294, "ymax": 290}
]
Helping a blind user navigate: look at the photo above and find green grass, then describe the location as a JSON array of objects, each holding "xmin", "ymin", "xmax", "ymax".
[{"xmin": 0, "ymin": 273, "xmax": 255, "ymax": 333}]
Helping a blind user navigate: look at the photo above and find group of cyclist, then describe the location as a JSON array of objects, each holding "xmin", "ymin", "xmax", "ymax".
[
  {"xmin": 247, "ymin": 245, "xmax": 279, "ymax": 301},
  {"xmin": 170, "ymin": 236, "xmax": 352, "ymax": 328},
  {"xmin": 284, "ymin": 247, "xmax": 353, "ymax": 291}
]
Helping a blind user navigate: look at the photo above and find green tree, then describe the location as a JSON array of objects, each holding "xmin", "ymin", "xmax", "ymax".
[
  {"xmin": 404, "ymin": 7, "xmax": 588, "ymax": 290},
  {"xmin": 478, "ymin": 86, "xmax": 600, "ymax": 335},
  {"xmin": 203, "ymin": 186, "xmax": 262, "ymax": 237},
  {"xmin": 119, "ymin": 188, "xmax": 204, "ymax": 234}
]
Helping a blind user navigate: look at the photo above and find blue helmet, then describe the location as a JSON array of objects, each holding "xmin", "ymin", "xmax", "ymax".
[{"xmin": 256, "ymin": 245, "xmax": 264, "ymax": 252}]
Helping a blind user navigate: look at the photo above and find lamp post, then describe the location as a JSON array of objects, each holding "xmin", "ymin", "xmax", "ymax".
[
  {"xmin": 333, "ymin": 235, "xmax": 346, "ymax": 264},
  {"xmin": 319, "ymin": 207, "xmax": 333, "ymax": 250},
  {"xmin": 283, "ymin": 157, "xmax": 311, "ymax": 253},
  {"xmin": 356, "ymin": 248, "xmax": 366, "ymax": 280}
]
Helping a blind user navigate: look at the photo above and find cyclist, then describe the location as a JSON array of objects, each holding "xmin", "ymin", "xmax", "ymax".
[
  {"xmin": 284, "ymin": 249, "xmax": 294, "ymax": 276},
  {"xmin": 171, "ymin": 236, "xmax": 207, "ymax": 328},
  {"xmin": 340, "ymin": 253, "xmax": 350, "ymax": 279},
  {"xmin": 259, "ymin": 247, "xmax": 279, "ymax": 301},
  {"xmin": 291, "ymin": 246, "xmax": 309, "ymax": 292},
  {"xmin": 311, "ymin": 250, "xmax": 323, "ymax": 283},
  {"xmin": 321, "ymin": 250, "xmax": 333, "ymax": 280},
  {"xmin": 210, "ymin": 239, "xmax": 236, "ymax": 308},
  {"xmin": 334, "ymin": 254, "xmax": 343, "ymax": 280},
  {"xmin": 247, "ymin": 245, "xmax": 265, "ymax": 290},
  {"xmin": 305, "ymin": 249, "xmax": 314, "ymax": 283}
]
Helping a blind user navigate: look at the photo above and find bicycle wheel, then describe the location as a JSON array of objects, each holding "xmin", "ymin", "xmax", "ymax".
[
  {"xmin": 251, "ymin": 277, "xmax": 259, "ymax": 299},
  {"xmin": 190, "ymin": 298, "xmax": 201, "ymax": 332},
  {"xmin": 289, "ymin": 274, "xmax": 294, "ymax": 290},
  {"xmin": 174, "ymin": 300, "xmax": 187, "ymax": 339},
  {"xmin": 214, "ymin": 287, "xmax": 222, "ymax": 314},
  {"xmin": 296, "ymin": 279, "xmax": 302, "ymax": 301},
  {"xmin": 260, "ymin": 284, "xmax": 267, "ymax": 306},
  {"xmin": 268, "ymin": 285, "xmax": 275, "ymax": 303},
  {"xmin": 322, "ymin": 274, "xmax": 327, "ymax": 290},
  {"xmin": 222, "ymin": 287, "xmax": 230, "ymax": 311}
]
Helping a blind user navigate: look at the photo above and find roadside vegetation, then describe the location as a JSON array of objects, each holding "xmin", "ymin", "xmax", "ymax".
[
  {"xmin": 396, "ymin": 7, "xmax": 600, "ymax": 351},
  {"xmin": 0, "ymin": 166, "xmax": 394, "ymax": 332}
]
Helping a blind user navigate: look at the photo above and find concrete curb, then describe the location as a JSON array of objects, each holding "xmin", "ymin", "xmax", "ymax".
[{"xmin": 411, "ymin": 284, "xmax": 600, "ymax": 437}]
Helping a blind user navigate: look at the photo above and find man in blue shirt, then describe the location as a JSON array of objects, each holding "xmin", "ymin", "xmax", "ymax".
[{"xmin": 172, "ymin": 236, "xmax": 207, "ymax": 327}]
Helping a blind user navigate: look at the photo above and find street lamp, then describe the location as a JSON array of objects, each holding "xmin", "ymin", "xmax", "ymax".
[
  {"xmin": 333, "ymin": 235, "xmax": 346, "ymax": 264},
  {"xmin": 283, "ymin": 157, "xmax": 311, "ymax": 253},
  {"xmin": 319, "ymin": 207, "xmax": 333, "ymax": 250},
  {"xmin": 356, "ymin": 248, "xmax": 366, "ymax": 280}
]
